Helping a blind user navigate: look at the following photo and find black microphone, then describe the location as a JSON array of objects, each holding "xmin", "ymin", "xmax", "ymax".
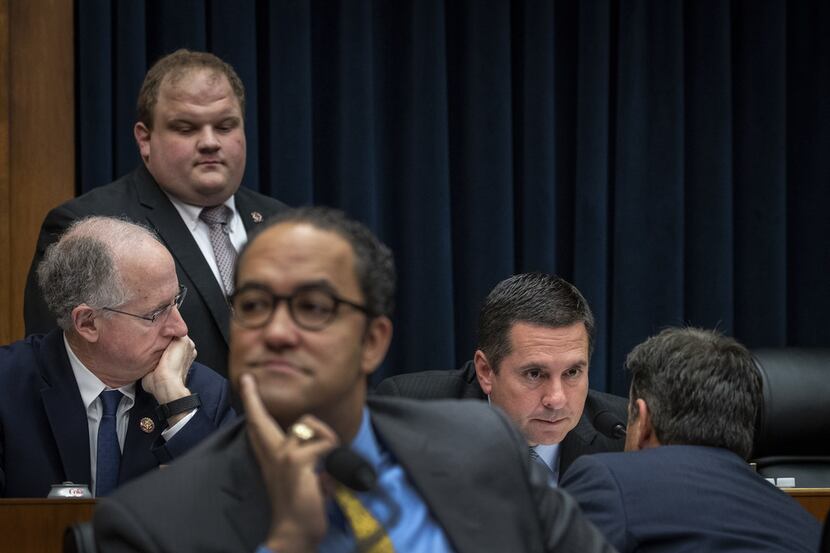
[
  {"xmin": 324, "ymin": 447, "xmax": 377, "ymax": 492},
  {"xmin": 593, "ymin": 409, "xmax": 627, "ymax": 439}
]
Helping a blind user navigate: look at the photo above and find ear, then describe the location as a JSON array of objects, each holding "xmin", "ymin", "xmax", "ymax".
[
  {"xmin": 71, "ymin": 304, "xmax": 101, "ymax": 344},
  {"xmin": 360, "ymin": 316, "xmax": 393, "ymax": 376},
  {"xmin": 473, "ymin": 350, "xmax": 495, "ymax": 395},
  {"xmin": 630, "ymin": 398, "xmax": 658, "ymax": 450},
  {"xmin": 134, "ymin": 122, "xmax": 152, "ymax": 163}
]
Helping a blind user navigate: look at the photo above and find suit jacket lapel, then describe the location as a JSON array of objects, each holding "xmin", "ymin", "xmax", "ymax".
[
  {"xmin": 222, "ymin": 426, "xmax": 271, "ymax": 551},
  {"xmin": 368, "ymin": 400, "xmax": 486, "ymax": 552},
  {"xmin": 234, "ymin": 188, "xmax": 271, "ymax": 232},
  {"xmin": 38, "ymin": 330, "xmax": 92, "ymax": 487},
  {"xmin": 132, "ymin": 167, "xmax": 231, "ymax": 344},
  {"xmin": 120, "ymin": 384, "xmax": 163, "ymax": 482},
  {"xmin": 558, "ymin": 415, "xmax": 598, "ymax": 477}
]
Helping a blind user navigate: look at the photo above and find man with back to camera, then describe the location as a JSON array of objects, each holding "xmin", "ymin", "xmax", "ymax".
[
  {"xmin": 24, "ymin": 49, "xmax": 287, "ymax": 378},
  {"xmin": 0, "ymin": 216, "xmax": 234, "ymax": 497},
  {"xmin": 94, "ymin": 207, "xmax": 614, "ymax": 553},
  {"xmin": 375, "ymin": 272, "xmax": 629, "ymax": 482},
  {"xmin": 561, "ymin": 326, "xmax": 821, "ymax": 552}
]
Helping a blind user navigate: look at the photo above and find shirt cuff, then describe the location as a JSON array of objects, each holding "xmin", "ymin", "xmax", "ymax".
[{"xmin": 160, "ymin": 408, "xmax": 198, "ymax": 441}]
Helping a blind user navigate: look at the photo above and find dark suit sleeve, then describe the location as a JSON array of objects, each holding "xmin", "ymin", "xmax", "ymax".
[
  {"xmin": 560, "ymin": 454, "xmax": 629, "ymax": 552},
  {"xmin": 150, "ymin": 366, "xmax": 236, "ymax": 463},
  {"xmin": 95, "ymin": 498, "xmax": 161, "ymax": 553},
  {"xmin": 24, "ymin": 204, "xmax": 81, "ymax": 335}
]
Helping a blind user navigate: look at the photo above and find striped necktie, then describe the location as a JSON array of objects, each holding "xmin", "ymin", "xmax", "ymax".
[{"xmin": 334, "ymin": 484, "xmax": 395, "ymax": 552}]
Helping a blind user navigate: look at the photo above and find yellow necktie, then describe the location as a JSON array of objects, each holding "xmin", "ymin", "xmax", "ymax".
[{"xmin": 334, "ymin": 484, "xmax": 395, "ymax": 553}]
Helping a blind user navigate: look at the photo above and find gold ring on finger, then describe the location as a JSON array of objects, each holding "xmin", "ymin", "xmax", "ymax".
[{"xmin": 290, "ymin": 422, "xmax": 315, "ymax": 442}]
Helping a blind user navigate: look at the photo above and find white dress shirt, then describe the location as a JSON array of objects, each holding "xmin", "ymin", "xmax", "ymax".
[
  {"xmin": 63, "ymin": 334, "xmax": 194, "ymax": 495},
  {"xmin": 165, "ymin": 193, "xmax": 247, "ymax": 292}
]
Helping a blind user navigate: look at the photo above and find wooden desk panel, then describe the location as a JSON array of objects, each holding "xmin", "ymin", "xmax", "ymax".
[
  {"xmin": 0, "ymin": 498, "xmax": 95, "ymax": 553},
  {"xmin": 784, "ymin": 488, "xmax": 830, "ymax": 522}
]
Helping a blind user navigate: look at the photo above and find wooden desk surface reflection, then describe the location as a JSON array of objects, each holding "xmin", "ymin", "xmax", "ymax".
[
  {"xmin": 784, "ymin": 488, "xmax": 830, "ymax": 522},
  {"xmin": 0, "ymin": 498, "xmax": 95, "ymax": 553}
]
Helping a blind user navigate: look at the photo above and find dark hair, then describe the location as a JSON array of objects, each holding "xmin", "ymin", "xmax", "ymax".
[
  {"xmin": 477, "ymin": 273, "xmax": 595, "ymax": 370},
  {"xmin": 626, "ymin": 327, "xmax": 762, "ymax": 459},
  {"xmin": 137, "ymin": 49, "xmax": 245, "ymax": 129},
  {"xmin": 236, "ymin": 207, "xmax": 396, "ymax": 318}
]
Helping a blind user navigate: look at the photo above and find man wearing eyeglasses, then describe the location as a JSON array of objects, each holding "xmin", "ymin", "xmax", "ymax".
[
  {"xmin": 94, "ymin": 207, "xmax": 612, "ymax": 552},
  {"xmin": 0, "ymin": 216, "xmax": 234, "ymax": 498}
]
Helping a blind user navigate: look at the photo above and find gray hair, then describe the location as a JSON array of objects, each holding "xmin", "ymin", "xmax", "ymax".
[{"xmin": 36, "ymin": 216, "xmax": 162, "ymax": 330}]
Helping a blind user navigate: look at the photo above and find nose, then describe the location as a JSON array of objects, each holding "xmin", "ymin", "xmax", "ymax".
[
  {"xmin": 162, "ymin": 305, "xmax": 188, "ymax": 338},
  {"xmin": 541, "ymin": 378, "xmax": 566, "ymax": 411},
  {"xmin": 262, "ymin": 301, "xmax": 300, "ymax": 349},
  {"xmin": 197, "ymin": 126, "xmax": 220, "ymax": 151}
]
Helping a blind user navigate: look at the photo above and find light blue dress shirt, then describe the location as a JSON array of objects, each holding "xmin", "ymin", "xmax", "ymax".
[
  {"xmin": 257, "ymin": 408, "xmax": 455, "ymax": 553},
  {"xmin": 532, "ymin": 443, "xmax": 560, "ymax": 487}
]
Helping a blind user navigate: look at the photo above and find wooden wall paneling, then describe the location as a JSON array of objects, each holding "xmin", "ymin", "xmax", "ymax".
[
  {"xmin": 0, "ymin": 0, "xmax": 11, "ymax": 344},
  {"xmin": 4, "ymin": 0, "xmax": 74, "ymax": 344}
]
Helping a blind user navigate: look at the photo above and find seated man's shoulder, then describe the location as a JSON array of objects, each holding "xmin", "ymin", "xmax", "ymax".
[
  {"xmin": 369, "ymin": 395, "xmax": 515, "ymax": 439},
  {"xmin": 584, "ymin": 389, "xmax": 630, "ymax": 423},
  {"xmin": 374, "ymin": 364, "xmax": 480, "ymax": 399},
  {"xmin": 186, "ymin": 361, "xmax": 230, "ymax": 387}
]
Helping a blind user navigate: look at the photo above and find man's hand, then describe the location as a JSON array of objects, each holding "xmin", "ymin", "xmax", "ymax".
[
  {"xmin": 240, "ymin": 373, "xmax": 338, "ymax": 553},
  {"xmin": 142, "ymin": 336, "xmax": 197, "ymax": 425}
]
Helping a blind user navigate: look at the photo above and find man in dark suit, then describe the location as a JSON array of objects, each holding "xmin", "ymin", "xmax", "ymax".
[
  {"xmin": 376, "ymin": 273, "xmax": 628, "ymax": 481},
  {"xmin": 561, "ymin": 327, "xmax": 821, "ymax": 552},
  {"xmin": 24, "ymin": 49, "xmax": 286, "ymax": 377},
  {"xmin": 94, "ymin": 207, "xmax": 613, "ymax": 553},
  {"xmin": 1, "ymin": 217, "xmax": 234, "ymax": 498}
]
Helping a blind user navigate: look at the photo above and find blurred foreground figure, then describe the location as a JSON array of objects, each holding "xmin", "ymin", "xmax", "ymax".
[{"xmin": 95, "ymin": 207, "xmax": 613, "ymax": 553}]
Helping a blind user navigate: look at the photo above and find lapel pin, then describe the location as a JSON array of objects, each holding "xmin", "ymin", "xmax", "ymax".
[
  {"xmin": 139, "ymin": 417, "xmax": 155, "ymax": 433},
  {"xmin": 251, "ymin": 211, "xmax": 263, "ymax": 223}
]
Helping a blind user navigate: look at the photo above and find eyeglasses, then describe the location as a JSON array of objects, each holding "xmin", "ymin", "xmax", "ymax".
[
  {"xmin": 102, "ymin": 285, "xmax": 187, "ymax": 324},
  {"xmin": 229, "ymin": 283, "xmax": 372, "ymax": 331}
]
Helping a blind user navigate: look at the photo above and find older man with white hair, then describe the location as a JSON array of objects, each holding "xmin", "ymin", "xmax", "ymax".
[{"xmin": 0, "ymin": 216, "xmax": 234, "ymax": 498}]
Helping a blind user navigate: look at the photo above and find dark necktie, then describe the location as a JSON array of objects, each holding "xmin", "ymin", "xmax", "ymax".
[
  {"xmin": 199, "ymin": 204, "xmax": 237, "ymax": 295},
  {"xmin": 96, "ymin": 390, "xmax": 123, "ymax": 497}
]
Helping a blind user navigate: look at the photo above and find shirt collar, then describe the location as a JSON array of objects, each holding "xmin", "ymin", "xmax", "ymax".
[
  {"xmin": 63, "ymin": 333, "xmax": 136, "ymax": 409},
  {"xmin": 348, "ymin": 407, "xmax": 384, "ymax": 471},
  {"xmin": 165, "ymin": 192, "xmax": 239, "ymax": 232},
  {"xmin": 532, "ymin": 443, "xmax": 560, "ymax": 471}
]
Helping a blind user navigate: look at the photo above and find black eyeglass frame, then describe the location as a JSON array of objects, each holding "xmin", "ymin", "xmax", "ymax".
[
  {"xmin": 102, "ymin": 285, "xmax": 188, "ymax": 323},
  {"xmin": 228, "ymin": 283, "xmax": 373, "ymax": 331}
]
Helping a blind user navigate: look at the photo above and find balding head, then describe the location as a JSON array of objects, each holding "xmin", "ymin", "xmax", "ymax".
[{"xmin": 37, "ymin": 216, "xmax": 166, "ymax": 329}]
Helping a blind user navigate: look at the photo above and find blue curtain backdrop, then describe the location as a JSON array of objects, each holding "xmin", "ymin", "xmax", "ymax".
[{"xmin": 75, "ymin": 0, "xmax": 830, "ymax": 395}]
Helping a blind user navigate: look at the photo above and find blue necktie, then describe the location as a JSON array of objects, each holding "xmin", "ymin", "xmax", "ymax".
[{"xmin": 96, "ymin": 390, "xmax": 123, "ymax": 497}]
